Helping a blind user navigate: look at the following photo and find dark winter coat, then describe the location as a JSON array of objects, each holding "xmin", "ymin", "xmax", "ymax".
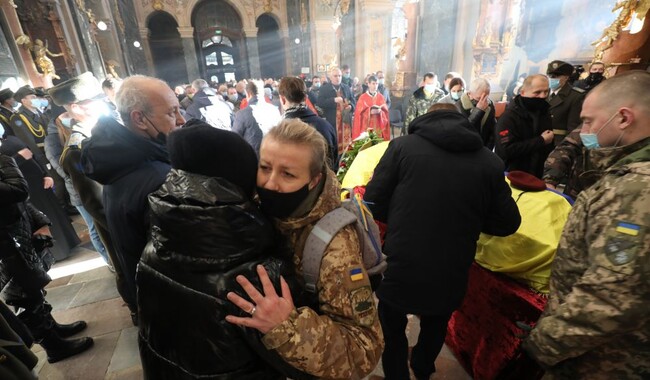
[
  {"xmin": 455, "ymin": 93, "xmax": 497, "ymax": 150},
  {"xmin": 316, "ymin": 82, "xmax": 356, "ymax": 130},
  {"xmin": 184, "ymin": 89, "xmax": 233, "ymax": 129},
  {"xmin": 0, "ymin": 155, "xmax": 52, "ymax": 294},
  {"xmin": 364, "ymin": 110, "xmax": 521, "ymax": 316},
  {"xmin": 80, "ymin": 116, "xmax": 171, "ymax": 308},
  {"xmin": 495, "ymin": 96, "xmax": 555, "ymax": 178},
  {"xmin": 137, "ymin": 169, "xmax": 305, "ymax": 380},
  {"xmin": 283, "ymin": 106, "xmax": 338, "ymax": 169},
  {"xmin": 232, "ymin": 96, "xmax": 264, "ymax": 156}
]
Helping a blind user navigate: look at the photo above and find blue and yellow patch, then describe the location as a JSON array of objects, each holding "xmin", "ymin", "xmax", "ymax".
[
  {"xmin": 616, "ymin": 222, "xmax": 640, "ymax": 236},
  {"xmin": 349, "ymin": 268, "xmax": 364, "ymax": 282}
]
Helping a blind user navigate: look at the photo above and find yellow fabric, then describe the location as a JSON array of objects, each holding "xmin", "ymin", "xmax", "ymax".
[
  {"xmin": 340, "ymin": 141, "xmax": 389, "ymax": 190},
  {"xmin": 475, "ymin": 179, "xmax": 572, "ymax": 294}
]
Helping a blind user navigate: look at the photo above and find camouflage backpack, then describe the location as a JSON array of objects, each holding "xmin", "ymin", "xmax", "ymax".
[{"xmin": 302, "ymin": 191, "xmax": 386, "ymax": 293}]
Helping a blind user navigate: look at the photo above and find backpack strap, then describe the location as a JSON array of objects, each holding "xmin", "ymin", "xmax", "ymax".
[{"xmin": 302, "ymin": 207, "xmax": 357, "ymax": 293}]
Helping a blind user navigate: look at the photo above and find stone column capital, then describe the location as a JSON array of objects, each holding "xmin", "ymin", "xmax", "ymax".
[
  {"xmin": 177, "ymin": 26, "xmax": 195, "ymax": 39},
  {"xmin": 243, "ymin": 28, "xmax": 258, "ymax": 38},
  {"xmin": 139, "ymin": 28, "xmax": 150, "ymax": 39}
]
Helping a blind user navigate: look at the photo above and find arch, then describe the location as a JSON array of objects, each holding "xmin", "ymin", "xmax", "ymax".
[
  {"xmin": 181, "ymin": 0, "xmax": 252, "ymax": 31},
  {"xmin": 256, "ymin": 13, "xmax": 286, "ymax": 79},
  {"xmin": 191, "ymin": 0, "xmax": 248, "ymax": 82},
  {"xmin": 147, "ymin": 11, "xmax": 188, "ymax": 86}
]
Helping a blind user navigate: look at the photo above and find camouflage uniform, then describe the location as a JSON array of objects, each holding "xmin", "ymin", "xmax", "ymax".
[
  {"xmin": 404, "ymin": 87, "xmax": 444, "ymax": 132},
  {"xmin": 524, "ymin": 137, "xmax": 650, "ymax": 379},
  {"xmin": 543, "ymin": 129, "xmax": 583, "ymax": 199},
  {"xmin": 261, "ymin": 169, "xmax": 384, "ymax": 379}
]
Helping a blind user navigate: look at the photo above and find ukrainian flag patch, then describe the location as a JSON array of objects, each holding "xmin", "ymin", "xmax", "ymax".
[
  {"xmin": 350, "ymin": 268, "xmax": 364, "ymax": 281},
  {"xmin": 616, "ymin": 222, "xmax": 640, "ymax": 236}
]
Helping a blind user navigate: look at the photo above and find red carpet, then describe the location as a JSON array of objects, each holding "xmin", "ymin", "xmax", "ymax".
[{"xmin": 445, "ymin": 263, "xmax": 547, "ymax": 380}]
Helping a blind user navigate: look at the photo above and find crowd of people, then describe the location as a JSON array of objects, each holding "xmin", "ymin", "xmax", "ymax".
[{"xmin": 0, "ymin": 56, "xmax": 647, "ymax": 380}]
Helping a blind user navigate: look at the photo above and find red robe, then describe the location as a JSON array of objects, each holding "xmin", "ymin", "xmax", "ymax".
[{"xmin": 352, "ymin": 92, "xmax": 390, "ymax": 140}]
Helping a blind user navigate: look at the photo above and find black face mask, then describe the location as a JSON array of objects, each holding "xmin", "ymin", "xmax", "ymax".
[
  {"xmin": 586, "ymin": 72, "xmax": 604, "ymax": 85},
  {"xmin": 256, "ymin": 183, "xmax": 310, "ymax": 219},
  {"xmin": 144, "ymin": 114, "xmax": 167, "ymax": 145},
  {"xmin": 520, "ymin": 97, "xmax": 549, "ymax": 112}
]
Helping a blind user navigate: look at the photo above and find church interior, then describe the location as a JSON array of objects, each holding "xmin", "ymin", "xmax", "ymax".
[{"xmin": 0, "ymin": 0, "xmax": 649, "ymax": 379}]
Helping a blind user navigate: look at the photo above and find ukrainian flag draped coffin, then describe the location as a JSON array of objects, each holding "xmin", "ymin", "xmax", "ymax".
[{"xmin": 475, "ymin": 179, "xmax": 572, "ymax": 294}]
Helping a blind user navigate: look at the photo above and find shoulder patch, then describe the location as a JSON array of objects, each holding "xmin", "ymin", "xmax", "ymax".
[
  {"xmin": 14, "ymin": 119, "xmax": 23, "ymax": 126},
  {"xmin": 603, "ymin": 221, "xmax": 644, "ymax": 266},
  {"xmin": 67, "ymin": 132, "xmax": 85, "ymax": 147},
  {"xmin": 349, "ymin": 285, "xmax": 376, "ymax": 327}
]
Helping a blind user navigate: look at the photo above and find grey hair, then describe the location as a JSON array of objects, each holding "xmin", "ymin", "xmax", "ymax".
[
  {"xmin": 115, "ymin": 75, "xmax": 167, "ymax": 126},
  {"xmin": 192, "ymin": 79, "xmax": 209, "ymax": 91},
  {"xmin": 470, "ymin": 78, "xmax": 491, "ymax": 94}
]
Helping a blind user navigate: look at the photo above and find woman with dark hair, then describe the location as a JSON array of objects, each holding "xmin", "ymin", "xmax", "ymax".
[{"xmin": 437, "ymin": 76, "xmax": 466, "ymax": 104}]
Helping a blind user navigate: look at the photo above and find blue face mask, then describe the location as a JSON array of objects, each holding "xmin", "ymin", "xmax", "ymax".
[
  {"xmin": 450, "ymin": 91, "xmax": 463, "ymax": 101},
  {"xmin": 579, "ymin": 111, "xmax": 621, "ymax": 150},
  {"xmin": 424, "ymin": 84, "xmax": 437, "ymax": 94},
  {"xmin": 30, "ymin": 98, "xmax": 41, "ymax": 108},
  {"xmin": 60, "ymin": 117, "xmax": 73, "ymax": 128},
  {"xmin": 549, "ymin": 78, "xmax": 561, "ymax": 91},
  {"xmin": 343, "ymin": 73, "xmax": 351, "ymax": 79}
]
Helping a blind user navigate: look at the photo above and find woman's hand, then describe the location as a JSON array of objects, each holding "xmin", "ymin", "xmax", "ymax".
[
  {"xmin": 33, "ymin": 225, "xmax": 51, "ymax": 237},
  {"xmin": 226, "ymin": 265, "xmax": 295, "ymax": 334},
  {"xmin": 43, "ymin": 176, "xmax": 54, "ymax": 189}
]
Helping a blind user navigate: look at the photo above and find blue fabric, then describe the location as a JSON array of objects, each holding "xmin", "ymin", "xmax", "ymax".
[{"xmin": 76, "ymin": 204, "xmax": 108, "ymax": 264}]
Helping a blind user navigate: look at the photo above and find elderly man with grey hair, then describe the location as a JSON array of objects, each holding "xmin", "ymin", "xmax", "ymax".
[
  {"xmin": 80, "ymin": 75, "xmax": 185, "ymax": 325},
  {"xmin": 185, "ymin": 78, "xmax": 233, "ymax": 130},
  {"xmin": 455, "ymin": 77, "xmax": 497, "ymax": 149}
]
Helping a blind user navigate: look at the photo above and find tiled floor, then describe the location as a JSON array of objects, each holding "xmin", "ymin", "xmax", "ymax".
[{"xmin": 31, "ymin": 216, "xmax": 472, "ymax": 379}]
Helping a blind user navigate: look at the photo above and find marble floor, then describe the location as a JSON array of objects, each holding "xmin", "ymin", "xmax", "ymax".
[{"xmin": 31, "ymin": 216, "xmax": 472, "ymax": 380}]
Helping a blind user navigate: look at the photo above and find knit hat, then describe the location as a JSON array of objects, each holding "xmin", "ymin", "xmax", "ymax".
[
  {"xmin": 507, "ymin": 171, "xmax": 546, "ymax": 192},
  {"xmin": 13, "ymin": 86, "xmax": 35, "ymax": 101},
  {"xmin": 167, "ymin": 119, "xmax": 258, "ymax": 197},
  {"xmin": 546, "ymin": 60, "xmax": 574, "ymax": 76},
  {"xmin": 0, "ymin": 88, "xmax": 14, "ymax": 103},
  {"xmin": 48, "ymin": 72, "xmax": 103, "ymax": 106}
]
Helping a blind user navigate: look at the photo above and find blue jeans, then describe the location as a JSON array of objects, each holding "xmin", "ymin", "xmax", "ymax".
[{"xmin": 76, "ymin": 205, "xmax": 109, "ymax": 264}]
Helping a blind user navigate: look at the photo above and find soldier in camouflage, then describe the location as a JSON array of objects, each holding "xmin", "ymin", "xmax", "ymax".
[
  {"xmin": 404, "ymin": 72, "xmax": 444, "ymax": 131},
  {"xmin": 226, "ymin": 119, "xmax": 383, "ymax": 380},
  {"xmin": 523, "ymin": 71, "xmax": 650, "ymax": 379}
]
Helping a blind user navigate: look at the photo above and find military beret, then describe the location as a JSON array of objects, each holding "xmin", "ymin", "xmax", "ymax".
[
  {"xmin": 0, "ymin": 88, "xmax": 14, "ymax": 103},
  {"xmin": 546, "ymin": 60, "xmax": 574, "ymax": 76},
  {"xmin": 48, "ymin": 72, "xmax": 104, "ymax": 106},
  {"xmin": 13, "ymin": 86, "xmax": 36, "ymax": 101},
  {"xmin": 507, "ymin": 170, "xmax": 546, "ymax": 192}
]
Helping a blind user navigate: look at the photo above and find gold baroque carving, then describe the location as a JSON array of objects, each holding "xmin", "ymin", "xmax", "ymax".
[
  {"xmin": 472, "ymin": 0, "xmax": 520, "ymax": 81},
  {"xmin": 592, "ymin": 0, "xmax": 650, "ymax": 62}
]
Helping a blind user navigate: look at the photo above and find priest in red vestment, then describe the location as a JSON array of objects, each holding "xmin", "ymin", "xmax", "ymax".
[{"xmin": 353, "ymin": 75, "xmax": 390, "ymax": 140}]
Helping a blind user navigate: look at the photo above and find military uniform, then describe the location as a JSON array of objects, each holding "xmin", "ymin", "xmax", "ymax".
[
  {"xmin": 543, "ymin": 129, "xmax": 584, "ymax": 199},
  {"xmin": 0, "ymin": 105, "xmax": 14, "ymax": 136},
  {"xmin": 404, "ymin": 87, "xmax": 444, "ymax": 131},
  {"xmin": 9, "ymin": 107, "xmax": 50, "ymax": 169},
  {"xmin": 524, "ymin": 137, "xmax": 650, "ymax": 379},
  {"xmin": 262, "ymin": 169, "xmax": 384, "ymax": 379},
  {"xmin": 546, "ymin": 61, "xmax": 585, "ymax": 145}
]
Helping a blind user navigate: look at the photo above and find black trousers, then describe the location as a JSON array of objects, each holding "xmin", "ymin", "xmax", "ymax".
[{"xmin": 378, "ymin": 300, "xmax": 451, "ymax": 380}]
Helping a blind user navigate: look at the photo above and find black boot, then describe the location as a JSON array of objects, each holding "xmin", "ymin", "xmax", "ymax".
[
  {"xmin": 39, "ymin": 330, "xmax": 94, "ymax": 363},
  {"xmin": 53, "ymin": 319, "xmax": 87, "ymax": 338}
]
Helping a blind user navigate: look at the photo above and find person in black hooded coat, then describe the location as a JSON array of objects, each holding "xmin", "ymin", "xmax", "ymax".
[
  {"xmin": 364, "ymin": 105, "xmax": 521, "ymax": 380},
  {"xmin": 137, "ymin": 121, "xmax": 312, "ymax": 380}
]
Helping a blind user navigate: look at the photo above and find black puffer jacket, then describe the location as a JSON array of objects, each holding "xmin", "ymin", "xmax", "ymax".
[
  {"xmin": 0, "ymin": 155, "xmax": 51, "ymax": 294},
  {"xmin": 137, "ymin": 169, "xmax": 306, "ymax": 380}
]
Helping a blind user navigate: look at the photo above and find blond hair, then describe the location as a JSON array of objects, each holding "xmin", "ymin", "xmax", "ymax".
[{"xmin": 264, "ymin": 119, "xmax": 328, "ymax": 177}]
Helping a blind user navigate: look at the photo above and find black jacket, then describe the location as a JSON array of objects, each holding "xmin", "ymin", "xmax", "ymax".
[
  {"xmin": 138, "ymin": 169, "xmax": 307, "ymax": 380},
  {"xmin": 364, "ymin": 110, "xmax": 521, "ymax": 315},
  {"xmin": 455, "ymin": 94, "xmax": 497, "ymax": 150},
  {"xmin": 80, "ymin": 116, "xmax": 171, "ymax": 308},
  {"xmin": 284, "ymin": 106, "xmax": 338, "ymax": 169},
  {"xmin": 0, "ymin": 155, "xmax": 52, "ymax": 294},
  {"xmin": 495, "ymin": 96, "xmax": 555, "ymax": 178},
  {"xmin": 184, "ymin": 89, "xmax": 233, "ymax": 129},
  {"xmin": 316, "ymin": 82, "xmax": 356, "ymax": 130}
]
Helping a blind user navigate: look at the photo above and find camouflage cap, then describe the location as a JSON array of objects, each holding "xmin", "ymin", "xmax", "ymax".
[
  {"xmin": 546, "ymin": 60, "xmax": 574, "ymax": 76},
  {"xmin": 48, "ymin": 72, "xmax": 104, "ymax": 106}
]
